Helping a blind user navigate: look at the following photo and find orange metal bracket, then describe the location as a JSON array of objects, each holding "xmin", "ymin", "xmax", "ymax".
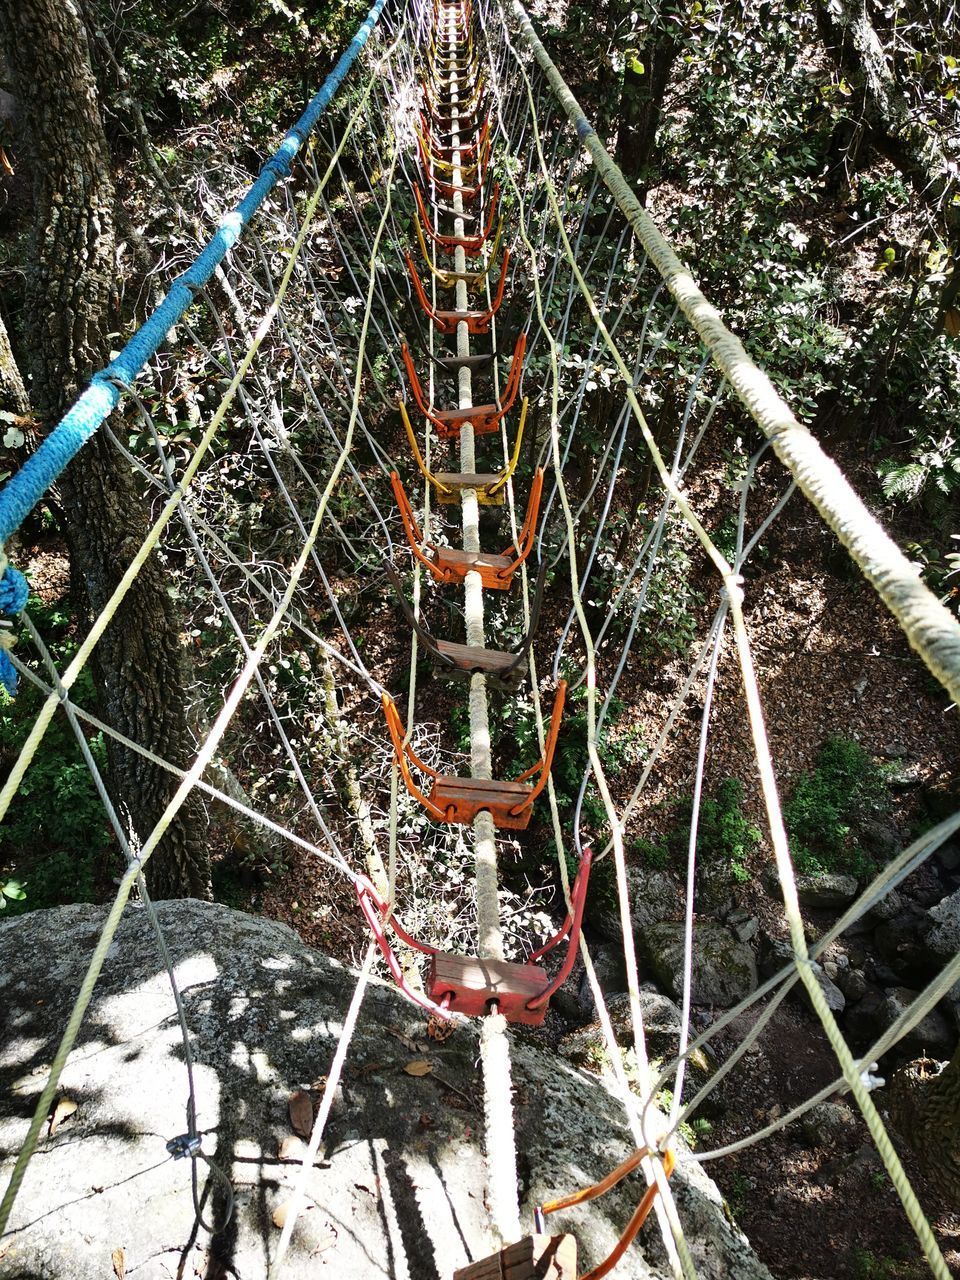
[
  {"xmin": 422, "ymin": 75, "xmax": 486, "ymax": 120},
  {"xmin": 391, "ymin": 466, "xmax": 544, "ymax": 589},
  {"xmin": 416, "ymin": 126, "xmax": 490, "ymax": 180},
  {"xmin": 381, "ymin": 679, "xmax": 566, "ymax": 831},
  {"xmin": 381, "ymin": 691, "xmax": 446, "ymax": 820},
  {"xmin": 407, "ymin": 248, "xmax": 510, "ymax": 335},
  {"xmin": 428, "ymin": 166, "xmax": 491, "ymax": 206},
  {"xmin": 413, "ymin": 182, "xmax": 501, "ymax": 255},
  {"xmin": 399, "ymin": 398, "xmax": 529, "ymax": 507},
  {"xmin": 418, "ymin": 113, "xmax": 489, "ymax": 161},
  {"xmin": 413, "ymin": 212, "xmax": 503, "ymax": 287},
  {"xmin": 539, "ymin": 1148, "xmax": 676, "ymax": 1280},
  {"xmin": 401, "ymin": 333, "xmax": 526, "ymax": 437}
]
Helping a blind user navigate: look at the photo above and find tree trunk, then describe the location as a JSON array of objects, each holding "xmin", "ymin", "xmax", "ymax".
[
  {"xmin": 889, "ymin": 1046, "xmax": 960, "ymax": 1202},
  {"xmin": 0, "ymin": 309, "xmax": 28, "ymax": 418},
  {"xmin": 815, "ymin": 0, "xmax": 958, "ymax": 231},
  {"xmin": 0, "ymin": 0, "xmax": 210, "ymax": 899},
  {"xmin": 615, "ymin": 31, "xmax": 680, "ymax": 201}
]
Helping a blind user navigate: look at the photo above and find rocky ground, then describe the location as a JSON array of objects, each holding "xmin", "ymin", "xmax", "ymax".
[{"xmin": 0, "ymin": 901, "xmax": 773, "ymax": 1280}]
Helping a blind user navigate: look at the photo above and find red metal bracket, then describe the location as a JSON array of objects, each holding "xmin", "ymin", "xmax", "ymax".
[
  {"xmin": 413, "ymin": 182, "xmax": 500, "ymax": 256},
  {"xmin": 355, "ymin": 878, "xmax": 456, "ymax": 1021}
]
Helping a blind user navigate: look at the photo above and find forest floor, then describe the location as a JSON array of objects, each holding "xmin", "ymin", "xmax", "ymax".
[{"xmin": 251, "ymin": 425, "xmax": 960, "ymax": 1280}]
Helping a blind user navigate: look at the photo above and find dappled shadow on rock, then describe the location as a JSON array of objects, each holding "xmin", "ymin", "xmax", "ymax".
[{"xmin": 0, "ymin": 900, "xmax": 771, "ymax": 1278}]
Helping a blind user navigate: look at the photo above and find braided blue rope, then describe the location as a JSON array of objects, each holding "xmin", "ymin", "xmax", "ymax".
[
  {"xmin": 0, "ymin": 0, "xmax": 387, "ymax": 550},
  {"xmin": 0, "ymin": 0, "xmax": 387, "ymax": 686}
]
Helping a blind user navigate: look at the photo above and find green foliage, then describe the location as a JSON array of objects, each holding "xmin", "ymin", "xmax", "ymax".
[
  {"xmin": 851, "ymin": 1247, "xmax": 927, "ymax": 1280},
  {"xmin": 697, "ymin": 778, "xmax": 761, "ymax": 883},
  {"xmin": 783, "ymin": 736, "xmax": 890, "ymax": 877},
  {"xmin": 0, "ymin": 599, "xmax": 113, "ymax": 915},
  {"xmin": 633, "ymin": 778, "xmax": 760, "ymax": 883}
]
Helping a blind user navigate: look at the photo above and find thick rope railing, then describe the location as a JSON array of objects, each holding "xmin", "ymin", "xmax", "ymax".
[{"xmin": 509, "ymin": 0, "xmax": 960, "ymax": 711}]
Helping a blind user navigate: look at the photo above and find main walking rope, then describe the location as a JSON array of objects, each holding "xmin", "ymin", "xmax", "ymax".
[{"xmin": 0, "ymin": 0, "xmax": 958, "ymax": 1275}]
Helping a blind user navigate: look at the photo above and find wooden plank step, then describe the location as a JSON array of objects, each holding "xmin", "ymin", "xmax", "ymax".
[
  {"xmin": 454, "ymin": 1235, "xmax": 578, "ymax": 1280},
  {"xmin": 434, "ymin": 473, "xmax": 504, "ymax": 506},
  {"xmin": 430, "ymin": 775, "xmax": 532, "ymax": 829},
  {"xmin": 434, "ymin": 639, "xmax": 518, "ymax": 673},
  {"xmin": 432, "ymin": 352, "xmax": 494, "ymax": 370},
  {"xmin": 435, "ymin": 547, "xmax": 513, "ymax": 570},
  {"xmin": 429, "ymin": 954, "xmax": 550, "ymax": 1026}
]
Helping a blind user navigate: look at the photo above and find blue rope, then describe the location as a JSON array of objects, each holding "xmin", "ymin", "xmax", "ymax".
[
  {"xmin": 0, "ymin": 0, "xmax": 387, "ymax": 550},
  {"xmin": 0, "ymin": 566, "xmax": 29, "ymax": 694},
  {"xmin": 0, "ymin": 0, "xmax": 387, "ymax": 690}
]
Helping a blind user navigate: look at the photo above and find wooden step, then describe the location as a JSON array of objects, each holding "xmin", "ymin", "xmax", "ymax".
[
  {"xmin": 432, "ymin": 546, "xmax": 516, "ymax": 589},
  {"xmin": 434, "ymin": 473, "xmax": 503, "ymax": 505},
  {"xmin": 430, "ymin": 775, "xmax": 532, "ymax": 828},
  {"xmin": 428, "ymin": 953, "xmax": 550, "ymax": 1025},
  {"xmin": 431, "ymin": 351, "xmax": 494, "ymax": 370},
  {"xmin": 434, "ymin": 639, "xmax": 520, "ymax": 674},
  {"xmin": 454, "ymin": 1235, "xmax": 578, "ymax": 1280}
]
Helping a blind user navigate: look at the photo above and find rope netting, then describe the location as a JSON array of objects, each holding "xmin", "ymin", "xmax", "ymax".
[{"xmin": 0, "ymin": 0, "xmax": 958, "ymax": 1275}]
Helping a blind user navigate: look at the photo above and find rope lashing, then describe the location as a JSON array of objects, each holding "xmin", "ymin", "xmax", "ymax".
[{"xmin": 0, "ymin": 563, "xmax": 29, "ymax": 695}]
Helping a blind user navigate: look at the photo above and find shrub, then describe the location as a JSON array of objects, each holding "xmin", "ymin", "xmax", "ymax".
[{"xmin": 783, "ymin": 735, "xmax": 889, "ymax": 876}]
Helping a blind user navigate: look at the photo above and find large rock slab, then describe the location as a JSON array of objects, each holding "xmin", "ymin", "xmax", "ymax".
[
  {"xmin": 925, "ymin": 889, "xmax": 960, "ymax": 961},
  {"xmin": 639, "ymin": 924, "xmax": 757, "ymax": 1008},
  {"xmin": 0, "ymin": 902, "xmax": 771, "ymax": 1280},
  {"xmin": 589, "ymin": 867, "xmax": 681, "ymax": 942}
]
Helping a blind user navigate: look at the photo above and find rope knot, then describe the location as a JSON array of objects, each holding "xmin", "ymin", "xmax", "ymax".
[{"xmin": 721, "ymin": 572, "xmax": 745, "ymax": 607}]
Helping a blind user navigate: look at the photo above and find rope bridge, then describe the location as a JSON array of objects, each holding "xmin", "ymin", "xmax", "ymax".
[{"xmin": 1, "ymin": 0, "xmax": 959, "ymax": 1275}]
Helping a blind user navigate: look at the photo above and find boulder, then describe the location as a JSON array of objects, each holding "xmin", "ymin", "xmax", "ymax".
[
  {"xmin": 725, "ymin": 909, "xmax": 759, "ymax": 944},
  {"xmin": 935, "ymin": 841, "xmax": 960, "ymax": 873},
  {"xmin": 0, "ymin": 903, "xmax": 772, "ymax": 1280},
  {"xmin": 797, "ymin": 961, "xmax": 846, "ymax": 1016},
  {"xmin": 858, "ymin": 820, "xmax": 901, "ymax": 859},
  {"xmin": 837, "ymin": 967, "xmax": 868, "ymax": 1003},
  {"xmin": 794, "ymin": 874, "xmax": 859, "ymax": 908},
  {"xmin": 866, "ymin": 888, "xmax": 903, "ymax": 923},
  {"xmin": 925, "ymin": 889, "xmax": 960, "ymax": 962},
  {"xmin": 574, "ymin": 942, "xmax": 628, "ymax": 1018},
  {"xmin": 801, "ymin": 1100, "xmax": 858, "ymax": 1148},
  {"xmin": 639, "ymin": 924, "xmax": 757, "ymax": 1008},
  {"xmin": 874, "ymin": 911, "xmax": 938, "ymax": 984},
  {"xmin": 878, "ymin": 987, "xmax": 955, "ymax": 1058},
  {"xmin": 757, "ymin": 936, "xmax": 844, "ymax": 1014},
  {"xmin": 589, "ymin": 867, "xmax": 681, "ymax": 943},
  {"xmin": 844, "ymin": 988, "xmax": 887, "ymax": 1046},
  {"xmin": 557, "ymin": 992, "xmax": 721, "ymax": 1116}
]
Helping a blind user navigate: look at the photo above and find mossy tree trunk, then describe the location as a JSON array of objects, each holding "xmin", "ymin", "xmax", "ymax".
[{"xmin": 0, "ymin": 0, "xmax": 210, "ymax": 899}]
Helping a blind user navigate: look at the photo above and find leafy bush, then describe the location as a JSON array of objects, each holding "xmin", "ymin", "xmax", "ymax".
[
  {"xmin": 630, "ymin": 778, "xmax": 759, "ymax": 883},
  {"xmin": 0, "ymin": 601, "xmax": 113, "ymax": 915},
  {"xmin": 783, "ymin": 735, "xmax": 890, "ymax": 876},
  {"xmin": 697, "ymin": 778, "xmax": 761, "ymax": 883}
]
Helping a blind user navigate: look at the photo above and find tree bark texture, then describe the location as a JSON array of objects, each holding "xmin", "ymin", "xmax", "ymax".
[
  {"xmin": 0, "ymin": 309, "xmax": 29, "ymax": 417},
  {"xmin": 816, "ymin": 0, "xmax": 958, "ymax": 228},
  {"xmin": 0, "ymin": 0, "xmax": 210, "ymax": 899},
  {"xmin": 615, "ymin": 31, "xmax": 680, "ymax": 201},
  {"xmin": 890, "ymin": 1046, "xmax": 960, "ymax": 1202}
]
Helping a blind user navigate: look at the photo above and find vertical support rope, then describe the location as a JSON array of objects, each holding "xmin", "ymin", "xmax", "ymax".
[{"xmin": 443, "ymin": 1, "xmax": 521, "ymax": 1244}]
